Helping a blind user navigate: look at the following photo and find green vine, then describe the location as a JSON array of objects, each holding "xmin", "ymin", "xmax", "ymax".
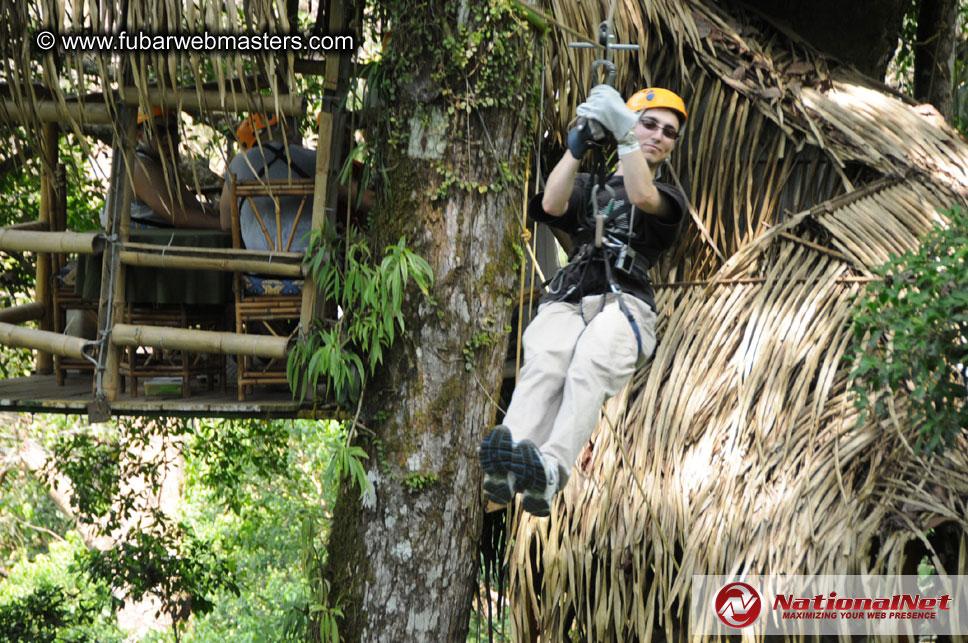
[
  {"xmin": 369, "ymin": 437, "xmax": 439, "ymax": 493},
  {"xmin": 366, "ymin": 0, "xmax": 543, "ymax": 201},
  {"xmin": 462, "ymin": 321, "xmax": 511, "ymax": 372},
  {"xmin": 403, "ymin": 471, "xmax": 439, "ymax": 492}
]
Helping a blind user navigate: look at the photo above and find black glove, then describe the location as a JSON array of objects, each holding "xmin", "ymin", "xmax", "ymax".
[{"xmin": 567, "ymin": 118, "xmax": 606, "ymax": 159}]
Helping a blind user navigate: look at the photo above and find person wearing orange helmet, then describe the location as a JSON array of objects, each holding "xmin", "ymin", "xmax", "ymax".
[
  {"xmin": 218, "ymin": 113, "xmax": 316, "ymax": 252},
  {"xmin": 480, "ymin": 84, "xmax": 690, "ymax": 517},
  {"xmin": 100, "ymin": 107, "xmax": 221, "ymax": 229}
]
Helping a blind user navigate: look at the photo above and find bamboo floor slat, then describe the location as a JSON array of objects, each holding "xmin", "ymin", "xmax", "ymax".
[{"xmin": 0, "ymin": 372, "xmax": 337, "ymax": 419}]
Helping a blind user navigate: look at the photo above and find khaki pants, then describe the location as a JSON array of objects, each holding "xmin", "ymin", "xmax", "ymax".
[{"xmin": 503, "ymin": 293, "xmax": 657, "ymax": 481}]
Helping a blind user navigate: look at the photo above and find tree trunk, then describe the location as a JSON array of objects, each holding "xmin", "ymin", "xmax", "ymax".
[
  {"xmin": 914, "ymin": 0, "xmax": 959, "ymax": 120},
  {"xmin": 322, "ymin": 2, "xmax": 539, "ymax": 641}
]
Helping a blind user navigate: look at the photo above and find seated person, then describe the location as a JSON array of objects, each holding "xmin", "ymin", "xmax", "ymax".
[
  {"xmin": 101, "ymin": 107, "xmax": 222, "ymax": 229},
  {"xmin": 219, "ymin": 113, "xmax": 316, "ymax": 253}
]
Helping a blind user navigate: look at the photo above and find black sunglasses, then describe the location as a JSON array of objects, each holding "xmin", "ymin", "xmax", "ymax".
[{"xmin": 639, "ymin": 117, "xmax": 680, "ymax": 141}]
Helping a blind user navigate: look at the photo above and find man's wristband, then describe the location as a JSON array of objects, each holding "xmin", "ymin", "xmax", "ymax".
[{"xmin": 617, "ymin": 132, "xmax": 640, "ymax": 157}]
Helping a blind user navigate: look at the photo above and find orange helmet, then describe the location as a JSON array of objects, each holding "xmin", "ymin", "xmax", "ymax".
[
  {"xmin": 237, "ymin": 113, "xmax": 280, "ymax": 150},
  {"xmin": 137, "ymin": 106, "xmax": 175, "ymax": 124},
  {"xmin": 626, "ymin": 88, "xmax": 688, "ymax": 126}
]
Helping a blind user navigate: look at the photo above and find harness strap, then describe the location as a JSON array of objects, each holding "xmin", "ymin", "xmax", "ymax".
[
  {"xmin": 255, "ymin": 142, "xmax": 311, "ymax": 179},
  {"xmin": 602, "ymin": 252, "xmax": 644, "ymax": 356},
  {"xmin": 575, "ymin": 146, "xmax": 647, "ymax": 355}
]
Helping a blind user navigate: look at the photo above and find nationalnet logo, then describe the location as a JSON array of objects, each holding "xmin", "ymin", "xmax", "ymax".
[
  {"xmin": 773, "ymin": 590, "xmax": 952, "ymax": 620},
  {"xmin": 714, "ymin": 582, "xmax": 762, "ymax": 628},
  {"xmin": 692, "ymin": 575, "xmax": 968, "ymax": 636}
]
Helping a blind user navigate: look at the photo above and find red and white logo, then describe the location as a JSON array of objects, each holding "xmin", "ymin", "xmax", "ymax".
[{"xmin": 715, "ymin": 582, "xmax": 762, "ymax": 628}]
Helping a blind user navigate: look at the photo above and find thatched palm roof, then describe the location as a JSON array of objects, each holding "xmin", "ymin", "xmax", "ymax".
[{"xmin": 509, "ymin": 0, "xmax": 968, "ymax": 640}]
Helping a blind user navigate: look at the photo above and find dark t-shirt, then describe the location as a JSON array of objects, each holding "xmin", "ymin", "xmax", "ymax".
[{"xmin": 528, "ymin": 172, "xmax": 686, "ymax": 309}]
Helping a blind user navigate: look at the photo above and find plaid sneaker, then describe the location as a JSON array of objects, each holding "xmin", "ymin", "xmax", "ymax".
[
  {"xmin": 516, "ymin": 441, "xmax": 560, "ymax": 517},
  {"xmin": 479, "ymin": 426, "xmax": 517, "ymax": 505}
]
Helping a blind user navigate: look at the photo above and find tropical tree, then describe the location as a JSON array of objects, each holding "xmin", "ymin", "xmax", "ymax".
[{"xmin": 318, "ymin": 2, "xmax": 541, "ymax": 639}]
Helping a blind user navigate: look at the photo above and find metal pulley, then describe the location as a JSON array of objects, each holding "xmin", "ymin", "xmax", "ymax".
[
  {"xmin": 568, "ymin": 20, "xmax": 640, "ymax": 147},
  {"xmin": 569, "ymin": 20, "xmax": 639, "ymax": 88}
]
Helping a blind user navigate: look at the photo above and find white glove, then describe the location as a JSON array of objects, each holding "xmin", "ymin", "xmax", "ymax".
[
  {"xmin": 616, "ymin": 131, "xmax": 640, "ymax": 157},
  {"xmin": 576, "ymin": 84, "xmax": 639, "ymax": 140}
]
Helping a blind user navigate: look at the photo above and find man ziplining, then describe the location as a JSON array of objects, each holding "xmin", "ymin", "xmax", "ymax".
[{"xmin": 480, "ymin": 84, "xmax": 690, "ymax": 517}]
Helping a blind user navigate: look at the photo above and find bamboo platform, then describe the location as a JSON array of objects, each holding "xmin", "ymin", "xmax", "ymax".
[{"xmin": 0, "ymin": 372, "xmax": 338, "ymax": 420}]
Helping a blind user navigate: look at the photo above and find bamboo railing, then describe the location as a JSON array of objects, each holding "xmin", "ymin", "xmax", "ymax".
[
  {"xmin": 4, "ymin": 221, "xmax": 48, "ymax": 231},
  {"xmin": 0, "ymin": 321, "xmax": 92, "ymax": 360},
  {"xmin": 0, "ymin": 229, "xmax": 104, "ymax": 254},
  {"xmin": 0, "ymin": 99, "xmax": 114, "ymax": 125},
  {"xmin": 119, "ymin": 244, "xmax": 304, "ymax": 277},
  {"xmin": 0, "ymin": 303, "xmax": 45, "ymax": 324},
  {"xmin": 1, "ymin": 91, "xmax": 303, "ymax": 125},
  {"xmin": 111, "ymin": 324, "xmax": 288, "ymax": 359}
]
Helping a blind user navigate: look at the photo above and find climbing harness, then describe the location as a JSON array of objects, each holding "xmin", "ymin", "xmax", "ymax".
[{"xmin": 567, "ymin": 19, "xmax": 650, "ymax": 356}]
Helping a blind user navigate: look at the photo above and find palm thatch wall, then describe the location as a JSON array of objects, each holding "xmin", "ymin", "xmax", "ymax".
[{"xmin": 509, "ymin": 0, "xmax": 968, "ymax": 640}]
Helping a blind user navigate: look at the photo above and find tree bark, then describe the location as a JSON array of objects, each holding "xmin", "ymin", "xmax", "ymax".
[
  {"xmin": 322, "ymin": 2, "xmax": 539, "ymax": 641},
  {"xmin": 914, "ymin": 0, "xmax": 959, "ymax": 121}
]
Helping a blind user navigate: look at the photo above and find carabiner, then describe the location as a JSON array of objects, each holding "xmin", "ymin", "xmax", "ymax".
[{"xmin": 590, "ymin": 182, "xmax": 616, "ymax": 248}]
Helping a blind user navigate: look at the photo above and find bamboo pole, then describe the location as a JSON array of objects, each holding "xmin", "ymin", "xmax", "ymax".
[
  {"xmin": 111, "ymin": 324, "xmax": 289, "ymax": 359},
  {"xmin": 3, "ymin": 91, "xmax": 302, "ymax": 125},
  {"xmin": 0, "ymin": 303, "xmax": 45, "ymax": 324},
  {"xmin": 2, "ymin": 221, "xmax": 48, "ymax": 231},
  {"xmin": 97, "ymin": 108, "xmax": 137, "ymax": 402},
  {"xmin": 0, "ymin": 99, "xmax": 113, "ymax": 125},
  {"xmin": 119, "ymin": 87, "xmax": 303, "ymax": 117},
  {"xmin": 300, "ymin": 110, "xmax": 333, "ymax": 333},
  {"xmin": 235, "ymin": 185, "xmax": 318, "ymax": 197},
  {"xmin": 118, "ymin": 249, "xmax": 305, "ymax": 277},
  {"xmin": 0, "ymin": 230, "xmax": 105, "ymax": 254},
  {"xmin": 235, "ymin": 178, "xmax": 316, "ymax": 195},
  {"xmin": 34, "ymin": 122, "xmax": 58, "ymax": 374},
  {"xmin": 300, "ymin": 0, "xmax": 347, "ymax": 333},
  {"xmin": 0, "ymin": 321, "xmax": 91, "ymax": 360},
  {"xmin": 52, "ymin": 160, "xmax": 70, "ymax": 385},
  {"xmin": 121, "ymin": 241, "xmax": 303, "ymax": 263},
  {"xmin": 35, "ymin": 168, "xmax": 51, "ymax": 373},
  {"xmin": 119, "ymin": 242, "xmax": 303, "ymax": 274}
]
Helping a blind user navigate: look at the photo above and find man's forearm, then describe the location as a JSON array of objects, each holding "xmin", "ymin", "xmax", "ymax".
[
  {"xmin": 619, "ymin": 151, "xmax": 666, "ymax": 214},
  {"xmin": 541, "ymin": 153, "xmax": 582, "ymax": 216}
]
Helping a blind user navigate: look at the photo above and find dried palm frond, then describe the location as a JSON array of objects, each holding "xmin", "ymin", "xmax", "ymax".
[
  {"xmin": 509, "ymin": 174, "xmax": 968, "ymax": 642},
  {"xmin": 508, "ymin": 1, "xmax": 968, "ymax": 641}
]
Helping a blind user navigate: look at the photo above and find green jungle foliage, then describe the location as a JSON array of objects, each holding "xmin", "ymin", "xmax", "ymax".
[
  {"xmin": 889, "ymin": 0, "xmax": 968, "ymax": 134},
  {"xmin": 0, "ymin": 416, "xmax": 352, "ymax": 642},
  {"xmin": 0, "ymin": 532, "xmax": 125, "ymax": 643},
  {"xmin": 847, "ymin": 205, "xmax": 968, "ymax": 453}
]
